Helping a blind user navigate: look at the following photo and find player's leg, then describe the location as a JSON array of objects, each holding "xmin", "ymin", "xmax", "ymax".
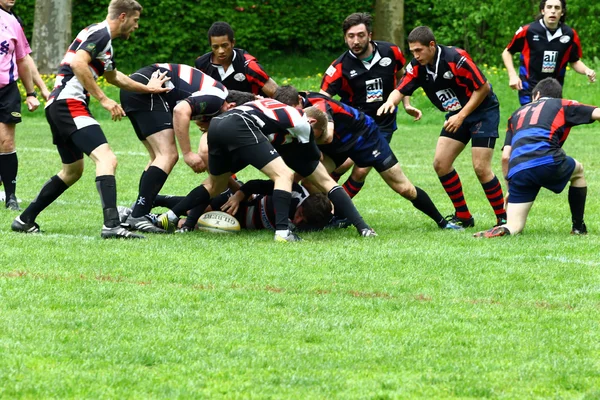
[
  {"xmin": 0, "ymin": 122, "xmax": 19, "ymax": 210},
  {"xmin": 568, "ymin": 159, "xmax": 587, "ymax": 234},
  {"xmin": 434, "ymin": 136, "xmax": 473, "ymax": 226},
  {"xmin": 342, "ymin": 165, "xmax": 371, "ymax": 198},
  {"xmin": 472, "ymin": 138, "xmax": 506, "ymax": 227},
  {"xmin": 330, "ymin": 157, "xmax": 353, "ymax": 182}
]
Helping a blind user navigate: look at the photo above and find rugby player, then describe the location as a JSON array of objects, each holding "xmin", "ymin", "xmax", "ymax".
[
  {"xmin": 378, "ymin": 26, "xmax": 507, "ymax": 229},
  {"xmin": 475, "ymin": 78, "xmax": 600, "ymax": 237},
  {"xmin": 502, "ymin": 0, "xmax": 595, "ymax": 105},
  {"xmin": 11, "ymin": 0, "xmax": 170, "ymax": 238}
]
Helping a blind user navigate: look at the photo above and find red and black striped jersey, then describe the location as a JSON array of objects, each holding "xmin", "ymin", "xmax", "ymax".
[
  {"xmin": 49, "ymin": 21, "xmax": 115, "ymax": 104},
  {"xmin": 504, "ymin": 97, "xmax": 596, "ymax": 178},
  {"xmin": 194, "ymin": 48, "xmax": 270, "ymax": 95},
  {"xmin": 397, "ymin": 45, "xmax": 494, "ymax": 113},
  {"xmin": 320, "ymin": 41, "xmax": 405, "ymax": 133},
  {"xmin": 506, "ymin": 20, "xmax": 582, "ymax": 95},
  {"xmin": 234, "ymin": 98, "xmax": 311, "ymax": 146}
]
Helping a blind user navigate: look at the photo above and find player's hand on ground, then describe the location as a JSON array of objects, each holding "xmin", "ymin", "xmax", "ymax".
[
  {"xmin": 183, "ymin": 152, "xmax": 206, "ymax": 173},
  {"xmin": 100, "ymin": 98, "xmax": 125, "ymax": 121},
  {"xmin": 221, "ymin": 191, "xmax": 244, "ymax": 215},
  {"xmin": 586, "ymin": 68, "xmax": 596, "ymax": 83},
  {"xmin": 26, "ymin": 96, "xmax": 40, "ymax": 112},
  {"xmin": 509, "ymin": 75, "xmax": 523, "ymax": 90},
  {"xmin": 148, "ymin": 70, "xmax": 172, "ymax": 93},
  {"xmin": 443, "ymin": 114, "xmax": 465, "ymax": 133},
  {"xmin": 404, "ymin": 105, "xmax": 422, "ymax": 121},
  {"xmin": 377, "ymin": 101, "xmax": 395, "ymax": 116}
]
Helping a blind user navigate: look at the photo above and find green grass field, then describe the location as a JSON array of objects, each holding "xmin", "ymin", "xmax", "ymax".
[{"xmin": 1, "ymin": 66, "xmax": 600, "ymax": 398}]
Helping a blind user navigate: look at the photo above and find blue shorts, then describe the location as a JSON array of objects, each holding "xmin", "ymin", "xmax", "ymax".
[
  {"xmin": 322, "ymin": 130, "xmax": 398, "ymax": 173},
  {"xmin": 508, "ymin": 157, "xmax": 576, "ymax": 203},
  {"xmin": 441, "ymin": 95, "xmax": 500, "ymax": 146}
]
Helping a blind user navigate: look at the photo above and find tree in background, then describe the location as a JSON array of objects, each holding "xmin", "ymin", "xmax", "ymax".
[
  {"xmin": 32, "ymin": 0, "xmax": 72, "ymax": 74},
  {"xmin": 373, "ymin": 0, "xmax": 404, "ymax": 50}
]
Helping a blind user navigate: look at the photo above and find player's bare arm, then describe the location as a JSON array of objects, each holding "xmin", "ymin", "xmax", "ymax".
[
  {"xmin": 444, "ymin": 82, "xmax": 490, "ymax": 133},
  {"xmin": 172, "ymin": 101, "xmax": 205, "ymax": 173},
  {"xmin": 570, "ymin": 60, "xmax": 596, "ymax": 83},
  {"xmin": 106, "ymin": 70, "xmax": 171, "ymax": 94},
  {"xmin": 16, "ymin": 56, "xmax": 39, "ymax": 112},
  {"xmin": 377, "ymin": 89, "xmax": 403, "ymax": 116},
  {"xmin": 501, "ymin": 48, "xmax": 522, "ymax": 90},
  {"xmin": 261, "ymin": 78, "xmax": 279, "ymax": 98}
]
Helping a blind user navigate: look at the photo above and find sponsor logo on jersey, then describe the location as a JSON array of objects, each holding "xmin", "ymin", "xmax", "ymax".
[
  {"xmin": 234, "ymin": 73, "xmax": 246, "ymax": 82},
  {"xmin": 542, "ymin": 50, "xmax": 558, "ymax": 73},
  {"xmin": 406, "ymin": 63, "xmax": 414, "ymax": 74},
  {"xmin": 325, "ymin": 65, "xmax": 336, "ymax": 77},
  {"xmin": 365, "ymin": 77, "xmax": 383, "ymax": 103},
  {"xmin": 533, "ymin": 35, "xmax": 540, "ymax": 41},
  {"xmin": 350, "ymin": 69, "xmax": 358, "ymax": 77},
  {"xmin": 379, "ymin": 57, "xmax": 392, "ymax": 67},
  {"xmin": 443, "ymin": 71, "xmax": 454, "ymax": 79},
  {"xmin": 436, "ymin": 88, "xmax": 462, "ymax": 112},
  {"xmin": 84, "ymin": 43, "xmax": 96, "ymax": 52},
  {"xmin": 559, "ymin": 35, "xmax": 571, "ymax": 44}
]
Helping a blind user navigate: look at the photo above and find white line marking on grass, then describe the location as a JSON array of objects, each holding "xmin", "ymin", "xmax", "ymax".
[
  {"xmin": 544, "ymin": 255, "xmax": 600, "ymax": 267},
  {"xmin": 21, "ymin": 147, "xmax": 148, "ymax": 157},
  {"xmin": 31, "ymin": 232, "xmax": 97, "ymax": 241}
]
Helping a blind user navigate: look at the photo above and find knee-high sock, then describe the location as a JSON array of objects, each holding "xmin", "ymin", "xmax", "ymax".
[
  {"xmin": 328, "ymin": 185, "xmax": 368, "ymax": 231},
  {"xmin": 96, "ymin": 175, "xmax": 120, "ymax": 228},
  {"xmin": 132, "ymin": 166, "xmax": 169, "ymax": 217},
  {"xmin": 439, "ymin": 169, "xmax": 470, "ymax": 219},
  {"xmin": 482, "ymin": 176, "xmax": 506, "ymax": 220},
  {"xmin": 342, "ymin": 176, "xmax": 365, "ymax": 199},
  {"xmin": 171, "ymin": 185, "xmax": 211, "ymax": 217},
  {"xmin": 20, "ymin": 175, "xmax": 69, "ymax": 223},
  {"xmin": 568, "ymin": 186, "xmax": 587, "ymax": 229},
  {"xmin": 0, "ymin": 152, "xmax": 18, "ymax": 198},
  {"xmin": 154, "ymin": 194, "xmax": 185, "ymax": 209},
  {"xmin": 272, "ymin": 189, "xmax": 292, "ymax": 231},
  {"xmin": 410, "ymin": 186, "xmax": 446, "ymax": 227}
]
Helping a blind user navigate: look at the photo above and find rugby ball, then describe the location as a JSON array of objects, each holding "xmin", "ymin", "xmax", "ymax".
[{"xmin": 197, "ymin": 211, "xmax": 241, "ymax": 233}]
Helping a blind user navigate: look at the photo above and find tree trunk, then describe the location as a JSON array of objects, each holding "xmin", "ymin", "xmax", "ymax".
[
  {"xmin": 32, "ymin": 0, "xmax": 72, "ymax": 74},
  {"xmin": 373, "ymin": 0, "xmax": 405, "ymax": 52}
]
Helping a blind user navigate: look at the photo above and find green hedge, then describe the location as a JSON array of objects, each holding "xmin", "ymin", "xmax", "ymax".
[{"xmin": 12, "ymin": 0, "xmax": 600, "ymax": 71}]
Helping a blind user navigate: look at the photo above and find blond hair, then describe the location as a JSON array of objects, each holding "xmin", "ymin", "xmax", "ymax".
[
  {"xmin": 304, "ymin": 106, "xmax": 328, "ymax": 134},
  {"xmin": 108, "ymin": 0, "xmax": 143, "ymax": 19}
]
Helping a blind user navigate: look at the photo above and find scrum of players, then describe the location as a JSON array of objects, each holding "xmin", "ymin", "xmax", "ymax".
[{"xmin": 6, "ymin": 0, "xmax": 600, "ymax": 241}]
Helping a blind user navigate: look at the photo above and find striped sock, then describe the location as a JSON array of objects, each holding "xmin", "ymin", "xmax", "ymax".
[
  {"xmin": 439, "ymin": 170, "xmax": 471, "ymax": 219},
  {"xmin": 342, "ymin": 177, "xmax": 365, "ymax": 199},
  {"xmin": 482, "ymin": 176, "xmax": 506, "ymax": 221}
]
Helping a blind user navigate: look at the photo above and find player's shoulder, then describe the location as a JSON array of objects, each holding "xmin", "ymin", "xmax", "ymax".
[
  {"xmin": 560, "ymin": 23, "xmax": 577, "ymax": 37},
  {"xmin": 195, "ymin": 52, "xmax": 212, "ymax": 67},
  {"xmin": 236, "ymin": 48, "xmax": 257, "ymax": 63}
]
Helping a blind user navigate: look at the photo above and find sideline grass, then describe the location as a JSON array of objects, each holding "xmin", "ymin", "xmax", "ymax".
[{"xmin": 1, "ymin": 68, "xmax": 599, "ymax": 398}]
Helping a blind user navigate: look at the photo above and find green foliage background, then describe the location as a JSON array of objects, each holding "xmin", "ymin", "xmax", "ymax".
[{"xmin": 12, "ymin": 0, "xmax": 600, "ymax": 70}]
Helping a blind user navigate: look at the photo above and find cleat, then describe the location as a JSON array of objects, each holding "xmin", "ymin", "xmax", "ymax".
[
  {"xmin": 156, "ymin": 212, "xmax": 178, "ymax": 232},
  {"xmin": 124, "ymin": 215, "xmax": 167, "ymax": 234},
  {"xmin": 11, "ymin": 216, "xmax": 40, "ymax": 233},
  {"xmin": 473, "ymin": 226, "xmax": 510, "ymax": 238},
  {"xmin": 6, "ymin": 194, "xmax": 21, "ymax": 211},
  {"xmin": 442, "ymin": 221, "xmax": 464, "ymax": 230},
  {"xmin": 326, "ymin": 216, "xmax": 351, "ymax": 229},
  {"xmin": 101, "ymin": 225, "xmax": 145, "ymax": 239},
  {"xmin": 571, "ymin": 222, "xmax": 587, "ymax": 235},
  {"xmin": 274, "ymin": 231, "xmax": 302, "ymax": 242},
  {"xmin": 117, "ymin": 206, "xmax": 132, "ymax": 223},
  {"xmin": 359, "ymin": 227, "xmax": 378, "ymax": 237},
  {"xmin": 175, "ymin": 225, "xmax": 193, "ymax": 233},
  {"xmin": 495, "ymin": 217, "xmax": 507, "ymax": 227},
  {"xmin": 445, "ymin": 213, "xmax": 475, "ymax": 228}
]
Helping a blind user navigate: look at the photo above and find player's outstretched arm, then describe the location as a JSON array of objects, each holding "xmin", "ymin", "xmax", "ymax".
[
  {"xmin": 571, "ymin": 60, "xmax": 596, "ymax": 83},
  {"xmin": 173, "ymin": 102, "xmax": 205, "ymax": 173},
  {"xmin": 377, "ymin": 89, "xmax": 403, "ymax": 115},
  {"xmin": 502, "ymin": 48, "xmax": 522, "ymax": 90},
  {"xmin": 105, "ymin": 70, "xmax": 171, "ymax": 94},
  {"xmin": 402, "ymin": 96, "xmax": 422, "ymax": 121}
]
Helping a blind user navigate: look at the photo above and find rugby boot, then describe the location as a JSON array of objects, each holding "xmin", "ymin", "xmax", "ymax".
[
  {"xmin": 473, "ymin": 226, "xmax": 510, "ymax": 238},
  {"xmin": 124, "ymin": 215, "xmax": 167, "ymax": 233},
  {"xmin": 101, "ymin": 225, "xmax": 145, "ymax": 239},
  {"xmin": 11, "ymin": 216, "xmax": 40, "ymax": 233},
  {"xmin": 571, "ymin": 222, "xmax": 588, "ymax": 235},
  {"xmin": 445, "ymin": 213, "xmax": 475, "ymax": 228},
  {"xmin": 6, "ymin": 194, "xmax": 21, "ymax": 211},
  {"xmin": 274, "ymin": 230, "xmax": 302, "ymax": 242}
]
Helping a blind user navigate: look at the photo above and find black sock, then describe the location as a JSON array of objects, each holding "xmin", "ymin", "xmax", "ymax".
[
  {"xmin": 20, "ymin": 175, "xmax": 69, "ymax": 223},
  {"xmin": 183, "ymin": 204, "xmax": 207, "ymax": 229},
  {"xmin": 138, "ymin": 170, "xmax": 146, "ymax": 193},
  {"xmin": 328, "ymin": 186, "xmax": 368, "ymax": 231},
  {"xmin": 154, "ymin": 194, "xmax": 185, "ymax": 209},
  {"xmin": 568, "ymin": 186, "xmax": 587, "ymax": 230},
  {"xmin": 131, "ymin": 166, "xmax": 169, "ymax": 217},
  {"xmin": 171, "ymin": 185, "xmax": 210, "ymax": 216},
  {"xmin": 272, "ymin": 189, "xmax": 292, "ymax": 231},
  {"xmin": 0, "ymin": 152, "xmax": 18, "ymax": 198},
  {"xmin": 411, "ymin": 186, "xmax": 446, "ymax": 227},
  {"xmin": 96, "ymin": 175, "xmax": 120, "ymax": 228}
]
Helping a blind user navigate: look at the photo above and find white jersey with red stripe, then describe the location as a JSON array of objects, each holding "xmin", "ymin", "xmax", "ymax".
[
  {"xmin": 47, "ymin": 20, "xmax": 115, "ymax": 106},
  {"xmin": 235, "ymin": 99, "xmax": 311, "ymax": 145}
]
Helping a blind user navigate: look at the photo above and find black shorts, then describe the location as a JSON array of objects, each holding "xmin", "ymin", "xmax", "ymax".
[
  {"xmin": 0, "ymin": 83, "xmax": 22, "ymax": 124},
  {"xmin": 45, "ymin": 99, "xmax": 100, "ymax": 143},
  {"xmin": 208, "ymin": 112, "xmax": 278, "ymax": 175},
  {"xmin": 54, "ymin": 125, "xmax": 108, "ymax": 164},
  {"xmin": 441, "ymin": 100, "xmax": 500, "ymax": 146},
  {"xmin": 276, "ymin": 134, "xmax": 320, "ymax": 178},
  {"xmin": 127, "ymin": 110, "xmax": 173, "ymax": 140},
  {"xmin": 120, "ymin": 67, "xmax": 171, "ymax": 114}
]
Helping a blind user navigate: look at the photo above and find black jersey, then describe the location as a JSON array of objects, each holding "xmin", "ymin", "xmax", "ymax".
[
  {"xmin": 320, "ymin": 41, "xmax": 405, "ymax": 133},
  {"xmin": 194, "ymin": 48, "xmax": 270, "ymax": 95},
  {"xmin": 398, "ymin": 45, "xmax": 497, "ymax": 114},
  {"xmin": 506, "ymin": 20, "xmax": 582, "ymax": 98},
  {"xmin": 504, "ymin": 97, "xmax": 596, "ymax": 179}
]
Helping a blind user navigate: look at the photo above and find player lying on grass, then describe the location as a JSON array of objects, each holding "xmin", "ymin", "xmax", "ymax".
[
  {"xmin": 274, "ymin": 85, "xmax": 462, "ymax": 231},
  {"xmin": 147, "ymin": 179, "xmax": 333, "ymax": 232},
  {"xmin": 474, "ymin": 78, "xmax": 600, "ymax": 238}
]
